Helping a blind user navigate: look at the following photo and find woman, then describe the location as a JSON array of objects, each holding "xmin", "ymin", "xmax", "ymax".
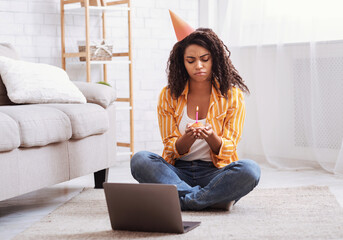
[{"xmin": 131, "ymin": 24, "xmax": 260, "ymax": 211}]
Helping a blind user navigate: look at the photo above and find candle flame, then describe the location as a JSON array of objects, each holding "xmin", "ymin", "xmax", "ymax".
[{"xmin": 196, "ymin": 106, "xmax": 199, "ymax": 111}]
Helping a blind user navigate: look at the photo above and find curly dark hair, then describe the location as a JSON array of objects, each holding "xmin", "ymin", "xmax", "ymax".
[{"xmin": 166, "ymin": 28, "xmax": 249, "ymax": 99}]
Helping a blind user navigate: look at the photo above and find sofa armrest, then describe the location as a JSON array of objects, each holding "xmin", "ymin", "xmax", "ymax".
[{"xmin": 73, "ymin": 81, "xmax": 116, "ymax": 109}]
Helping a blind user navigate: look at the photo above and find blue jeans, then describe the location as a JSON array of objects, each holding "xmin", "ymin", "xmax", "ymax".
[{"xmin": 130, "ymin": 151, "xmax": 261, "ymax": 211}]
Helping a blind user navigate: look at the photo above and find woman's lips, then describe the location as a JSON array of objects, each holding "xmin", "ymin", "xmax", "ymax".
[{"xmin": 195, "ymin": 72, "xmax": 206, "ymax": 75}]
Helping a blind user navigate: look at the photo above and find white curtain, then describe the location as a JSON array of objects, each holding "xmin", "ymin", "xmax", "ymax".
[{"xmin": 215, "ymin": 0, "xmax": 343, "ymax": 174}]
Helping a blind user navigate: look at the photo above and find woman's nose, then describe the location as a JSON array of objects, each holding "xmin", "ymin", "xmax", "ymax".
[{"xmin": 195, "ymin": 60, "xmax": 203, "ymax": 69}]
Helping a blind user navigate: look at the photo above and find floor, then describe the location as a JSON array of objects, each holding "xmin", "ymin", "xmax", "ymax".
[{"xmin": 1, "ymin": 161, "xmax": 343, "ymax": 240}]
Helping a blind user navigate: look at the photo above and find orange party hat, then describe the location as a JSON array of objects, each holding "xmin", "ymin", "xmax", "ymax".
[{"xmin": 169, "ymin": 10, "xmax": 195, "ymax": 41}]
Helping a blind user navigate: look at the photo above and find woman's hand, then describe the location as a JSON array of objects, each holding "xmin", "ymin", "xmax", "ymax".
[
  {"xmin": 175, "ymin": 123, "xmax": 197, "ymax": 155},
  {"xmin": 185, "ymin": 123, "xmax": 197, "ymax": 138},
  {"xmin": 194, "ymin": 123, "xmax": 222, "ymax": 155},
  {"xmin": 194, "ymin": 123, "xmax": 213, "ymax": 140}
]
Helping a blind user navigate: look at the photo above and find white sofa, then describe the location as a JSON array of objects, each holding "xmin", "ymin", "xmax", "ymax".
[{"xmin": 0, "ymin": 43, "xmax": 117, "ymax": 201}]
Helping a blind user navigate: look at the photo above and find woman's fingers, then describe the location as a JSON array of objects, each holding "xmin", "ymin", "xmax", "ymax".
[
  {"xmin": 194, "ymin": 125, "xmax": 212, "ymax": 139},
  {"xmin": 185, "ymin": 128, "xmax": 192, "ymax": 133},
  {"xmin": 186, "ymin": 123, "xmax": 213, "ymax": 140},
  {"xmin": 199, "ymin": 130, "xmax": 208, "ymax": 139}
]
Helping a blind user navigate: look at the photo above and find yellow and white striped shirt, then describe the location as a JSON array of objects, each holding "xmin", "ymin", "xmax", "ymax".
[{"xmin": 157, "ymin": 82, "xmax": 246, "ymax": 169}]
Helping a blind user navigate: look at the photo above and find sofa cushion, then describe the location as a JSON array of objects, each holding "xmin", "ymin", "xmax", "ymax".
[
  {"xmin": 0, "ymin": 112, "xmax": 20, "ymax": 152},
  {"xmin": 0, "ymin": 43, "xmax": 19, "ymax": 106},
  {"xmin": 0, "ymin": 105, "xmax": 72, "ymax": 148},
  {"xmin": 39, "ymin": 103, "xmax": 109, "ymax": 139},
  {"xmin": 0, "ymin": 56, "xmax": 87, "ymax": 104},
  {"xmin": 73, "ymin": 81, "xmax": 116, "ymax": 109}
]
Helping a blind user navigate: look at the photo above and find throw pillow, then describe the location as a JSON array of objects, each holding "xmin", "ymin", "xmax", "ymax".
[
  {"xmin": 0, "ymin": 56, "xmax": 86, "ymax": 104},
  {"xmin": 73, "ymin": 81, "xmax": 116, "ymax": 109}
]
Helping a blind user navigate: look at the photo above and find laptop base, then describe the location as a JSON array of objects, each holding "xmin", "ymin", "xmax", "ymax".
[{"xmin": 183, "ymin": 221, "xmax": 201, "ymax": 233}]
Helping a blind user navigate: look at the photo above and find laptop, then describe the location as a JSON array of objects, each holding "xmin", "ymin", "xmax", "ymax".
[{"xmin": 103, "ymin": 182, "xmax": 201, "ymax": 234}]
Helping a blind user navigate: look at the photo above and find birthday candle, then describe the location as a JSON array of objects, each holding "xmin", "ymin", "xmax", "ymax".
[{"xmin": 196, "ymin": 106, "xmax": 199, "ymax": 123}]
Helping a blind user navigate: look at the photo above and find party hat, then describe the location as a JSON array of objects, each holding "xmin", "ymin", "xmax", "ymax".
[{"xmin": 169, "ymin": 10, "xmax": 195, "ymax": 41}]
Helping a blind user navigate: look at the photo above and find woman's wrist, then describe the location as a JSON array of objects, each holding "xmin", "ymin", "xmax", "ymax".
[
  {"xmin": 175, "ymin": 133, "xmax": 196, "ymax": 155},
  {"xmin": 205, "ymin": 132, "xmax": 222, "ymax": 155}
]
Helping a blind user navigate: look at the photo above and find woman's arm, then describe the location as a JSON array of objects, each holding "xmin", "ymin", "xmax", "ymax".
[
  {"xmin": 175, "ymin": 123, "xmax": 197, "ymax": 155},
  {"xmin": 157, "ymin": 87, "xmax": 195, "ymax": 164},
  {"xmin": 197, "ymin": 88, "xmax": 245, "ymax": 162},
  {"xmin": 196, "ymin": 124, "xmax": 222, "ymax": 155},
  {"xmin": 215, "ymin": 88, "xmax": 246, "ymax": 162}
]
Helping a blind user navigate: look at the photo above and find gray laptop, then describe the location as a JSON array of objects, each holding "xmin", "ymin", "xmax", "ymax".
[{"xmin": 103, "ymin": 182, "xmax": 201, "ymax": 234}]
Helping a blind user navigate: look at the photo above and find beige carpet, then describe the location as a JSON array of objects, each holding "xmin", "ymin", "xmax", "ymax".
[{"xmin": 14, "ymin": 186, "xmax": 343, "ymax": 240}]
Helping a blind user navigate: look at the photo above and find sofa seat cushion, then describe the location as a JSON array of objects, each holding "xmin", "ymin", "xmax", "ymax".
[
  {"xmin": 39, "ymin": 103, "xmax": 109, "ymax": 139},
  {"xmin": 0, "ymin": 105, "xmax": 72, "ymax": 148},
  {"xmin": 0, "ymin": 112, "xmax": 20, "ymax": 152}
]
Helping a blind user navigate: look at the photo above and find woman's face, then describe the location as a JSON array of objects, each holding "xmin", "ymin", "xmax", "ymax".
[{"xmin": 184, "ymin": 44, "xmax": 212, "ymax": 83}]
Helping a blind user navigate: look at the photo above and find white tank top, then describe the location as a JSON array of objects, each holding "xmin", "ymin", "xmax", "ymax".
[{"xmin": 178, "ymin": 106, "xmax": 212, "ymax": 162}]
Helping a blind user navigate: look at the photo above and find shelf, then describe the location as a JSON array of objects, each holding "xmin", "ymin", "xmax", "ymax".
[
  {"xmin": 61, "ymin": 0, "xmax": 134, "ymax": 157},
  {"xmin": 64, "ymin": 52, "xmax": 129, "ymax": 59},
  {"xmin": 69, "ymin": 60, "xmax": 131, "ymax": 64},
  {"xmin": 64, "ymin": 5, "xmax": 130, "ymax": 13},
  {"xmin": 117, "ymin": 142, "xmax": 130, "ymax": 147},
  {"xmin": 116, "ymin": 97, "xmax": 130, "ymax": 102},
  {"xmin": 112, "ymin": 52, "xmax": 129, "ymax": 57}
]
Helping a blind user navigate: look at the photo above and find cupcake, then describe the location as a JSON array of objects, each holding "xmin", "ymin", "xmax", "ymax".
[{"xmin": 191, "ymin": 122, "xmax": 204, "ymax": 128}]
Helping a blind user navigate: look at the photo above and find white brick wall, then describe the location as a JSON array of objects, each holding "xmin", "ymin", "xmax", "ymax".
[{"xmin": 0, "ymin": 0, "xmax": 198, "ymax": 162}]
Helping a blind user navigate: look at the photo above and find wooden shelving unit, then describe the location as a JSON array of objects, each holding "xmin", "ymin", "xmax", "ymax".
[{"xmin": 60, "ymin": 0, "xmax": 134, "ymax": 157}]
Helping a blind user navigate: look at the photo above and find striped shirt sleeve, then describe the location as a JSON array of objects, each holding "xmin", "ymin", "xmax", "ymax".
[
  {"xmin": 212, "ymin": 87, "xmax": 246, "ymax": 166},
  {"xmin": 157, "ymin": 87, "xmax": 182, "ymax": 164}
]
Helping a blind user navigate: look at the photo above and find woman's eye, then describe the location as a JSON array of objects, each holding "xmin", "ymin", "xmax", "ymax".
[
  {"xmin": 187, "ymin": 61, "xmax": 195, "ymax": 64},
  {"xmin": 202, "ymin": 57, "xmax": 209, "ymax": 62}
]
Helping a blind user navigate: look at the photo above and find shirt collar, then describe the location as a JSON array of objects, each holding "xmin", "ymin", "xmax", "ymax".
[{"xmin": 180, "ymin": 81, "xmax": 189, "ymax": 100}]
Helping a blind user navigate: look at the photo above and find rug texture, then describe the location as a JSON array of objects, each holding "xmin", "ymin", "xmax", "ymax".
[{"xmin": 14, "ymin": 186, "xmax": 343, "ymax": 240}]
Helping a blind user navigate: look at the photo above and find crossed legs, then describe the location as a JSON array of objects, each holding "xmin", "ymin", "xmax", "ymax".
[{"xmin": 130, "ymin": 151, "xmax": 261, "ymax": 211}]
